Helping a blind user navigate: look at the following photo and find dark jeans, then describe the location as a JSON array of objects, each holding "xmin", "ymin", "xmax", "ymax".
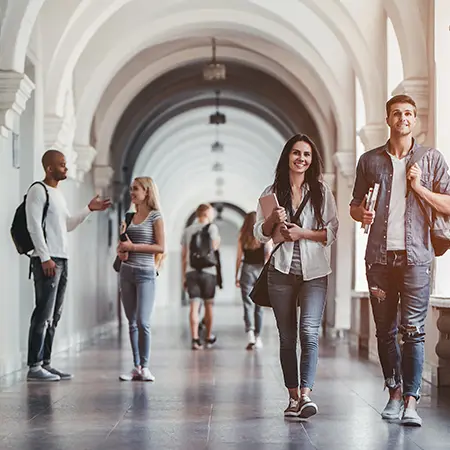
[
  {"xmin": 267, "ymin": 266, "xmax": 327, "ymax": 390},
  {"xmin": 240, "ymin": 263, "xmax": 263, "ymax": 334},
  {"xmin": 366, "ymin": 250, "xmax": 431, "ymax": 399},
  {"xmin": 27, "ymin": 257, "xmax": 68, "ymax": 367}
]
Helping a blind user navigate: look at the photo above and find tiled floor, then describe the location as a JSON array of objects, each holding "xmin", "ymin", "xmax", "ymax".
[{"xmin": 1, "ymin": 303, "xmax": 450, "ymax": 450}]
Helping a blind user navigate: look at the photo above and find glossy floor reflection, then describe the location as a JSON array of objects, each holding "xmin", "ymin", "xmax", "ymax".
[{"xmin": 1, "ymin": 303, "xmax": 450, "ymax": 450}]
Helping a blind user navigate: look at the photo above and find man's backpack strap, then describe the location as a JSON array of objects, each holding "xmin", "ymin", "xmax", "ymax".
[
  {"xmin": 406, "ymin": 146, "xmax": 430, "ymax": 197},
  {"xmin": 28, "ymin": 181, "xmax": 50, "ymax": 241},
  {"xmin": 27, "ymin": 182, "xmax": 50, "ymax": 279}
]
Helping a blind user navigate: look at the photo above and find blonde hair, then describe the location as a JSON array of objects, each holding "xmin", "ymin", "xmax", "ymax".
[
  {"xmin": 133, "ymin": 177, "xmax": 161, "ymax": 211},
  {"xmin": 132, "ymin": 177, "xmax": 165, "ymax": 271}
]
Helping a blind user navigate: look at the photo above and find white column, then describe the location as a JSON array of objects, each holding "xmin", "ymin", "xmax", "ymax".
[
  {"xmin": 332, "ymin": 151, "xmax": 356, "ymax": 331},
  {"xmin": 93, "ymin": 164, "xmax": 114, "ymax": 196}
]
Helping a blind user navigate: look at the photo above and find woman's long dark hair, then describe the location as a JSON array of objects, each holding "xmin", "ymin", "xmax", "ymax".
[{"xmin": 271, "ymin": 134, "xmax": 325, "ymax": 229}]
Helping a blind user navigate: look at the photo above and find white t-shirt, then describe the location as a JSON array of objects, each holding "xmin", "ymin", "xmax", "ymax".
[
  {"xmin": 387, "ymin": 154, "xmax": 407, "ymax": 250},
  {"xmin": 25, "ymin": 182, "xmax": 91, "ymax": 262}
]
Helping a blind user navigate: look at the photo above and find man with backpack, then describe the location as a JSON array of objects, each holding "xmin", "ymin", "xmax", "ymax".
[
  {"xmin": 350, "ymin": 94, "xmax": 450, "ymax": 426},
  {"xmin": 181, "ymin": 203, "xmax": 220, "ymax": 350},
  {"xmin": 18, "ymin": 149, "xmax": 110, "ymax": 381}
]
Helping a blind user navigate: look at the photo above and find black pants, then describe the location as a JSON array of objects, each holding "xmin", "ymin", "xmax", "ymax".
[{"xmin": 27, "ymin": 257, "xmax": 68, "ymax": 367}]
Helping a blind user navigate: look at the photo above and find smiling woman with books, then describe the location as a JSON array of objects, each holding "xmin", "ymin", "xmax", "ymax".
[{"xmin": 253, "ymin": 134, "xmax": 339, "ymax": 419}]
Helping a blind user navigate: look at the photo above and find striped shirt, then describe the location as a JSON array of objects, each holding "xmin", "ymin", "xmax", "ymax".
[
  {"xmin": 123, "ymin": 210, "xmax": 162, "ymax": 270},
  {"xmin": 289, "ymin": 241, "xmax": 302, "ymax": 275}
]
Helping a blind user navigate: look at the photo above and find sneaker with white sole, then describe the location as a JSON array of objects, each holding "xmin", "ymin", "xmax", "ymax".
[
  {"xmin": 43, "ymin": 366, "xmax": 73, "ymax": 380},
  {"xmin": 381, "ymin": 399, "xmax": 404, "ymax": 420},
  {"xmin": 401, "ymin": 407, "xmax": 422, "ymax": 427},
  {"xmin": 141, "ymin": 368, "xmax": 155, "ymax": 382},
  {"xmin": 298, "ymin": 395, "xmax": 318, "ymax": 419},
  {"xmin": 246, "ymin": 330, "xmax": 256, "ymax": 350},
  {"xmin": 254, "ymin": 336, "xmax": 263, "ymax": 349},
  {"xmin": 284, "ymin": 398, "xmax": 300, "ymax": 417},
  {"xmin": 119, "ymin": 367, "xmax": 141, "ymax": 381},
  {"xmin": 205, "ymin": 335, "xmax": 217, "ymax": 349},
  {"xmin": 192, "ymin": 338, "xmax": 203, "ymax": 350},
  {"xmin": 27, "ymin": 367, "xmax": 60, "ymax": 382}
]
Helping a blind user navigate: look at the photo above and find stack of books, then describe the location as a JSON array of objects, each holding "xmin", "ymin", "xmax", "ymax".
[{"xmin": 363, "ymin": 183, "xmax": 380, "ymax": 234}]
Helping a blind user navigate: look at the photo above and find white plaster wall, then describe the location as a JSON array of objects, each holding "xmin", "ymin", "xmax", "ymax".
[{"xmin": 0, "ymin": 133, "xmax": 22, "ymax": 376}]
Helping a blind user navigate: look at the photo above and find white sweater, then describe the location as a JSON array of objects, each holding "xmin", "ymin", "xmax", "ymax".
[{"xmin": 25, "ymin": 182, "xmax": 91, "ymax": 262}]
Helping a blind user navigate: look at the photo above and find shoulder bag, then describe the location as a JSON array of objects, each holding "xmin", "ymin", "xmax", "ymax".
[{"xmin": 249, "ymin": 191, "xmax": 311, "ymax": 307}]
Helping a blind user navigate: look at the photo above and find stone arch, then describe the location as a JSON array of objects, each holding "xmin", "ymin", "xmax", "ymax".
[
  {"xmin": 383, "ymin": 0, "xmax": 428, "ymax": 79},
  {"xmin": 0, "ymin": 0, "xmax": 45, "ymax": 70}
]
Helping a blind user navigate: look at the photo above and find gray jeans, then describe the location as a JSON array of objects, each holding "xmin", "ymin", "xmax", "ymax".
[
  {"xmin": 28, "ymin": 257, "xmax": 68, "ymax": 367},
  {"xmin": 120, "ymin": 263, "xmax": 156, "ymax": 368},
  {"xmin": 240, "ymin": 263, "xmax": 263, "ymax": 335},
  {"xmin": 267, "ymin": 265, "xmax": 327, "ymax": 390}
]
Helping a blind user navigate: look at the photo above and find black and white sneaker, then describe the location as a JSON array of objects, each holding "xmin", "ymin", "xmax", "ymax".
[
  {"xmin": 205, "ymin": 335, "xmax": 217, "ymax": 349},
  {"xmin": 27, "ymin": 367, "xmax": 60, "ymax": 382},
  {"xmin": 43, "ymin": 366, "xmax": 73, "ymax": 380},
  {"xmin": 298, "ymin": 395, "xmax": 318, "ymax": 419},
  {"xmin": 284, "ymin": 398, "xmax": 300, "ymax": 417},
  {"xmin": 192, "ymin": 339, "xmax": 203, "ymax": 350}
]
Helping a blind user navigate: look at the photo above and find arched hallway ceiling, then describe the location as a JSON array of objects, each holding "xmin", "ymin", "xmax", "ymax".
[
  {"xmin": 131, "ymin": 106, "xmax": 285, "ymax": 246},
  {"xmin": 110, "ymin": 60, "xmax": 326, "ymax": 197}
]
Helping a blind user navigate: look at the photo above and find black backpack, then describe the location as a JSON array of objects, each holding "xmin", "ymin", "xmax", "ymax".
[
  {"xmin": 11, "ymin": 182, "xmax": 50, "ymax": 256},
  {"xmin": 189, "ymin": 224, "xmax": 217, "ymax": 270}
]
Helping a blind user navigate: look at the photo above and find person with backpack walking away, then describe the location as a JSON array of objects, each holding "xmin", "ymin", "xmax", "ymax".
[
  {"xmin": 23, "ymin": 149, "xmax": 111, "ymax": 381},
  {"xmin": 181, "ymin": 204, "xmax": 221, "ymax": 350},
  {"xmin": 235, "ymin": 211, "xmax": 270, "ymax": 350},
  {"xmin": 116, "ymin": 177, "xmax": 165, "ymax": 382},
  {"xmin": 350, "ymin": 95, "xmax": 450, "ymax": 427},
  {"xmin": 254, "ymin": 134, "xmax": 338, "ymax": 419}
]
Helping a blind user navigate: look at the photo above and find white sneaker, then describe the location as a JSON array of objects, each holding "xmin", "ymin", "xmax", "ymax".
[
  {"xmin": 141, "ymin": 368, "xmax": 155, "ymax": 382},
  {"xmin": 119, "ymin": 367, "xmax": 141, "ymax": 381},
  {"xmin": 246, "ymin": 330, "xmax": 256, "ymax": 350},
  {"xmin": 255, "ymin": 336, "xmax": 263, "ymax": 349}
]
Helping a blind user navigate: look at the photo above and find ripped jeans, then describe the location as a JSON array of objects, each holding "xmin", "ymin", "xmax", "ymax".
[{"xmin": 366, "ymin": 250, "xmax": 431, "ymax": 399}]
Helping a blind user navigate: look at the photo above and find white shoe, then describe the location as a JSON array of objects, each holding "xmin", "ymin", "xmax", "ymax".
[
  {"xmin": 247, "ymin": 330, "xmax": 256, "ymax": 344},
  {"xmin": 254, "ymin": 336, "xmax": 263, "ymax": 349},
  {"xmin": 119, "ymin": 367, "xmax": 141, "ymax": 381},
  {"xmin": 141, "ymin": 367, "xmax": 155, "ymax": 382}
]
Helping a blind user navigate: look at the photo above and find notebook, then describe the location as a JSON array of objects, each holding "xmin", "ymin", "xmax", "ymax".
[{"xmin": 258, "ymin": 193, "xmax": 284, "ymax": 244}]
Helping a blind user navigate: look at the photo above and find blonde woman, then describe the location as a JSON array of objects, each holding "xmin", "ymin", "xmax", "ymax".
[
  {"xmin": 116, "ymin": 177, "xmax": 165, "ymax": 381},
  {"xmin": 235, "ymin": 212, "xmax": 270, "ymax": 350}
]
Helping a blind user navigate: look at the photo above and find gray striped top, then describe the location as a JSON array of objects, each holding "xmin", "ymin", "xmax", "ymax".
[
  {"xmin": 123, "ymin": 210, "xmax": 162, "ymax": 269},
  {"xmin": 289, "ymin": 241, "xmax": 302, "ymax": 275}
]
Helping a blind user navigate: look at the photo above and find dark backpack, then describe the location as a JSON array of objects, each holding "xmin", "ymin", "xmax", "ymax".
[
  {"xmin": 11, "ymin": 182, "xmax": 49, "ymax": 256},
  {"xmin": 189, "ymin": 224, "xmax": 217, "ymax": 270}
]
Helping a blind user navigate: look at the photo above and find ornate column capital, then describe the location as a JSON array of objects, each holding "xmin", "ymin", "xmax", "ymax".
[
  {"xmin": 93, "ymin": 165, "xmax": 114, "ymax": 190},
  {"xmin": 0, "ymin": 71, "xmax": 34, "ymax": 137},
  {"xmin": 74, "ymin": 144, "xmax": 97, "ymax": 182},
  {"xmin": 333, "ymin": 151, "xmax": 355, "ymax": 186},
  {"xmin": 393, "ymin": 78, "xmax": 429, "ymax": 143},
  {"xmin": 323, "ymin": 173, "xmax": 336, "ymax": 191},
  {"xmin": 358, "ymin": 123, "xmax": 387, "ymax": 151}
]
